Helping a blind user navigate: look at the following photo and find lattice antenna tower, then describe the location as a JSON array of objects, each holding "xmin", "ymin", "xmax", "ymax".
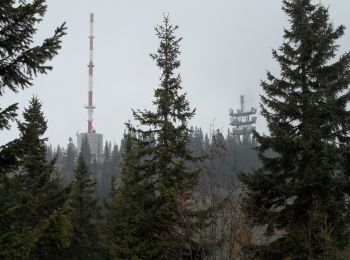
[{"xmin": 228, "ymin": 95, "xmax": 257, "ymax": 143}]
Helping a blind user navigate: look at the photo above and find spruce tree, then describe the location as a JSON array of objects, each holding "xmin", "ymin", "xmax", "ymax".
[
  {"xmin": 107, "ymin": 16, "xmax": 201, "ymax": 259},
  {"xmin": 46, "ymin": 144, "xmax": 54, "ymax": 162},
  {"xmin": 239, "ymin": 1, "xmax": 350, "ymax": 258},
  {"xmin": 54, "ymin": 145, "xmax": 65, "ymax": 166},
  {"xmin": 63, "ymin": 137, "xmax": 77, "ymax": 185},
  {"xmin": 90, "ymin": 157, "xmax": 99, "ymax": 180},
  {"xmin": 0, "ymin": 0, "xmax": 66, "ymax": 170},
  {"xmin": 104, "ymin": 130, "xmax": 158, "ymax": 259},
  {"xmin": 99, "ymin": 142, "xmax": 112, "ymax": 198},
  {"xmin": 0, "ymin": 97, "xmax": 71, "ymax": 259},
  {"xmin": 110, "ymin": 144, "xmax": 121, "ymax": 179},
  {"xmin": 81, "ymin": 136, "xmax": 92, "ymax": 166},
  {"xmin": 189, "ymin": 127, "xmax": 204, "ymax": 157},
  {"xmin": 64, "ymin": 153, "xmax": 100, "ymax": 259},
  {"xmin": 102, "ymin": 141, "xmax": 112, "ymax": 177}
]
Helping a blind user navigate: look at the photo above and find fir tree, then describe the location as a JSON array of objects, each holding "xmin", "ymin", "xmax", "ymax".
[
  {"xmin": 0, "ymin": 97, "xmax": 71, "ymax": 259},
  {"xmin": 55, "ymin": 144, "xmax": 64, "ymax": 166},
  {"xmin": 81, "ymin": 136, "xmax": 92, "ymax": 166},
  {"xmin": 0, "ymin": 0, "xmax": 66, "ymax": 170},
  {"xmin": 98, "ymin": 142, "xmax": 112, "ymax": 198},
  {"xmin": 108, "ymin": 16, "xmax": 202, "ymax": 259},
  {"xmin": 64, "ymin": 153, "xmax": 100, "ymax": 259},
  {"xmin": 189, "ymin": 127, "xmax": 204, "ymax": 157},
  {"xmin": 110, "ymin": 144, "xmax": 121, "ymax": 179},
  {"xmin": 239, "ymin": 1, "xmax": 350, "ymax": 258},
  {"xmin": 46, "ymin": 144, "xmax": 54, "ymax": 162},
  {"xmin": 104, "ymin": 130, "xmax": 158, "ymax": 259},
  {"xmin": 63, "ymin": 137, "xmax": 77, "ymax": 185},
  {"xmin": 0, "ymin": 2, "xmax": 67, "ymax": 256},
  {"xmin": 102, "ymin": 141, "xmax": 112, "ymax": 174},
  {"xmin": 119, "ymin": 134, "xmax": 127, "ymax": 156}
]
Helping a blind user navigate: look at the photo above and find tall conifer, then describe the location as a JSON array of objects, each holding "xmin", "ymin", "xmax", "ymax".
[
  {"xmin": 240, "ymin": 1, "xmax": 350, "ymax": 258},
  {"xmin": 0, "ymin": 97, "xmax": 71, "ymax": 259},
  {"xmin": 65, "ymin": 153, "xmax": 100, "ymax": 259},
  {"xmin": 0, "ymin": 0, "xmax": 66, "ymax": 171},
  {"xmin": 63, "ymin": 137, "xmax": 77, "ymax": 185},
  {"xmin": 99, "ymin": 142, "xmax": 112, "ymax": 198},
  {"xmin": 107, "ymin": 16, "xmax": 201, "ymax": 259},
  {"xmin": 105, "ymin": 130, "xmax": 158, "ymax": 259}
]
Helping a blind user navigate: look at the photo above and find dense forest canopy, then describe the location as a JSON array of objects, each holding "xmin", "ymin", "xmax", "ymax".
[{"xmin": 1, "ymin": 0, "xmax": 350, "ymax": 259}]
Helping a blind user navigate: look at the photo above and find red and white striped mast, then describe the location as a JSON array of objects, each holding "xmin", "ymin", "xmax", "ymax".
[{"xmin": 86, "ymin": 13, "xmax": 95, "ymax": 133}]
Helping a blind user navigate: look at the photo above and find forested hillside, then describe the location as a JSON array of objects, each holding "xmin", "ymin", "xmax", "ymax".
[
  {"xmin": 48, "ymin": 127, "xmax": 260, "ymax": 199},
  {"xmin": 1, "ymin": 0, "xmax": 350, "ymax": 259}
]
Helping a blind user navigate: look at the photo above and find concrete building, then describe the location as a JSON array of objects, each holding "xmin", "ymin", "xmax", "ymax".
[{"xmin": 77, "ymin": 132, "xmax": 103, "ymax": 162}]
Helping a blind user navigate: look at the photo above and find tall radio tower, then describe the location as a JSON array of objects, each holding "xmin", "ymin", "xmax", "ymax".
[
  {"xmin": 86, "ymin": 13, "xmax": 95, "ymax": 133},
  {"xmin": 77, "ymin": 13, "xmax": 103, "ymax": 163}
]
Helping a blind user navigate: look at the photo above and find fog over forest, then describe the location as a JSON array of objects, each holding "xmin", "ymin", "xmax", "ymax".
[
  {"xmin": 1, "ymin": 0, "xmax": 349, "ymax": 147},
  {"xmin": 3, "ymin": 1, "xmax": 350, "ymax": 259}
]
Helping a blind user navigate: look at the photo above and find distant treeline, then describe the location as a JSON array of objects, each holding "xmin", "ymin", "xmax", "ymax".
[
  {"xmin": 3, "ymin": 0, "xmax": 350, "ymax": 259},
  {"xmin": 47, "ymin": 126, "xmax": 261, "ymax": 199}
]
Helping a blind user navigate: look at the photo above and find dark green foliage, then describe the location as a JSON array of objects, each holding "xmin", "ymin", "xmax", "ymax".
[
  {"xmin": 90, "ymin": 157, "xmax": 99, "ymax": 179},
  {"xmin": 239, "ymin": 0, "xmax": 350, "ymax": 258},
  {"xmin": 0, "ymin": 0, "xmax": 65, "ymax": 135},
  {"xmin": 0, "ymin": 97, "xmax": 71, "ymax": 259},
  {"xmin": 189, "ymin": 127, "xmax": 204, "ymax": 157},
  {"xmin": 0, "ymin": 103, "xmax": 17, "ymax": 130},
  {"xmin": 110, "ymin": 144, "xmax": 121, "ymax": 182},
  {"xmin": 104, "ymin": 131, "xmax": 158, "ymax": 259},
  {"xmin": 81, "ymin": 136, "xmax": 92, "ymax": 166},
  {"xmin": 64, "ymin": 153, "xmax": 100, "ymax": 259},
  {"xmin": 96, "ymin": 142, "xmax": 121, "ymax": 199},
  {"xmin": 63, "ymin": 137, "xmax": 76, "ymax": 185},
  {"xmin": 106, "ymin": 16, "xmax": 202, "ymax": 259},
  {"xmin": 188, "ymin": 127, "xmax": 260, "ymax": 189},
  {"xmin": 98, "ymin": 142, "xmax": 112, "ymax": 198},
  {"xmin": 0, "ymin": 0, "xmax": 66, "ymax": 176},
  {"xmin": 225, "ymin": 129, "xmax": 260, "ymax": 173},
  {"xmin": 0, "ymin": 0, "xmax": 66, "ymax": 94},
  {"xmin": 0, "ymin": 1, "xmax": 69, "ymax": 258},
  {"xmin": 17, "ymin": 96, "xmax": 48, "ymax": 174}
]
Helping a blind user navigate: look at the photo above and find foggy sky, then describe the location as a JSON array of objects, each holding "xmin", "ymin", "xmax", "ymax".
[{"xmin": 2, "ymin": 0, "xmax": 350, "ymax": 147}]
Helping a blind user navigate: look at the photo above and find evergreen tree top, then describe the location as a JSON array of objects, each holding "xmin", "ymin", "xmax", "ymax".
[
  {"xmin": 63, "ymin": 137, "xmax": 76, "ymax": 172},
  {"xmin": 18, "ymin": 96, "xmax": 47, "ymax": 139},
  {"xmin": 17, "ymin": 96, "xmax": 48, "ymax": 174},
  {"xmin": 65, "ymin": 137, "xmax": 76, "ymax": 154},
  {"xmin": 103, "ymin": 141, "xmax": 111, "ymax": 161},
  {"xmin": 71, "ymin": 153, "xmax": 96, "ymax": 200},
  {"xmin": 151, "ymin": 15, "xmax": 182, "ymax": 77},
  {"xmin": 260, "ymin": 0, "xmax": 350, "ymax": 146},
  {"xmin": 0, "ymin": 0, "xmax": 66, "ymax": 172},
  {"xmin": 240, "ymin": 1, "xmax": 350, "ymax": 258},
  {"xmin": 65, "ymin": 153, "xmax": 100, "ymax": 258},
  {"xmin": 0, "ymin": 0, "xmax": 66, "ymax": 95},
  {"xmin": 133, "ymin": 15, "xmax": 195, "ymax": 131}
]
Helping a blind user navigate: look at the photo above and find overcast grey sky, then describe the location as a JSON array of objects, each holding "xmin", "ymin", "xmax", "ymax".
[{"xmin": 2, "ymin": 0, "xmax": 350, "ymax": 147}]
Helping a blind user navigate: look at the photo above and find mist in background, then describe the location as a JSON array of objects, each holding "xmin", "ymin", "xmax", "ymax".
[{"xmin": 1, "ymin": 0, "xmax": 349, "ymax": 147}]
